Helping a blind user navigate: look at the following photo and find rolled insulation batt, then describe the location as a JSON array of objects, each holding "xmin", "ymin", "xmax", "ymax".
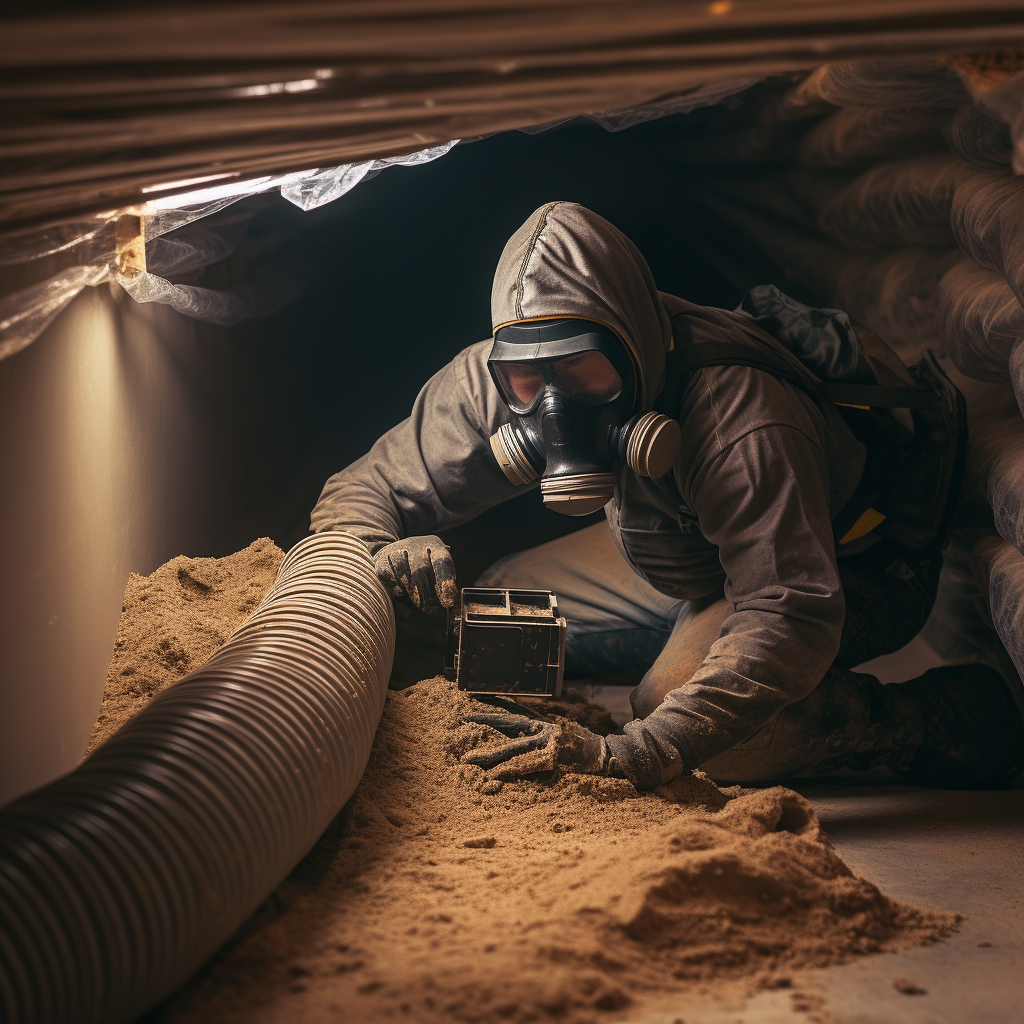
[
  {"xmin": 1010, "ymin": 339, "xmax": 1024, "ymax": 427},
  {"xmin": 951, "ymin": 170, "xmax": 1024, "ymax": 307},
  {"xmin": 798, "ymin": 106, "xmax": 947, "ymax": 168},
  {"xmin": 973, "ymin": 533, "xmax": 1024, "ymax": 684},
  {"xmin": 834, "ymin": 246, "xmax": 959, "ymax": 355},
  {"xmin": 921, "ymin": 530, "xmax": 1006, "ymax": 665},
  {"xmin": 966, "ymin": 383, "xmax": 1024, "ymax": 554},
  {"xmin": 0, "ymin": 531, "xmax": 394, "ymax": 1024},
  {"xmin": 818, "ymin": 153, "xmax": 972, "ymax": 250},
  {"xmin": 936, "ymin": 105, "xmax": 1013, "ymax": 168},
  {"xmin": 935, "ymin": 256, "xmax": 1024, "ymax": 381},
  {"xmin": 798, "ymin": 58, "xmax": 971, "ymax": 109}
]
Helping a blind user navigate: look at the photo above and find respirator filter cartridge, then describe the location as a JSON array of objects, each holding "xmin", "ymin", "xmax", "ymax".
[{"xmin": 489, "ymin": 423, "xmax": 540, "ymax": 486}]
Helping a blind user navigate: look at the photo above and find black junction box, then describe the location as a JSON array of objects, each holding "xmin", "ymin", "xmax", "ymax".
[{"xmin": 444, "ymin": 588, "xmax": 567, "ymax": 697}]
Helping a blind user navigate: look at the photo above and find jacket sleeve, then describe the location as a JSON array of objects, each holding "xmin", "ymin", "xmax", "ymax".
[
  {"xmin": 608, "ymin": 420, "xmax": 845, "ymax": 788},
  {"xmin": 310, "ymin": 340, "xmax": 532, "ymax": 552}
]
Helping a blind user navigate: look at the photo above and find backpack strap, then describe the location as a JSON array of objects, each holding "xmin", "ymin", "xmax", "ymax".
[
  {"xmin": 653, "ymin": 316, "xmax": 951, "ymax": 545},
  {"xmin": 676, "ymin": 332, "xmax": 943, "ymax": 414}
]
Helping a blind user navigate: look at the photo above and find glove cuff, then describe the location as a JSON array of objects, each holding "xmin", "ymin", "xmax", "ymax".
[{"xmin": 605, "ymin": 733, "xmax": 675, "ymax": 791}]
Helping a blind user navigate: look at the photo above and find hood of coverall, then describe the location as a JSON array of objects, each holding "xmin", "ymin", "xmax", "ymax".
[
  {"xmin": 487, "ymin": 203, "xmax": 678, "ymax": 514},
  {"xmin": 491, "ymin": 202, "xmax": 673, "ymax": 409}
]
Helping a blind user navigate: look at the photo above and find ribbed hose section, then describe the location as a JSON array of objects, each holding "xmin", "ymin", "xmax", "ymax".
[{"xmin": 0, "ymin": 531, "xmax": 395, "ymax": 1024}]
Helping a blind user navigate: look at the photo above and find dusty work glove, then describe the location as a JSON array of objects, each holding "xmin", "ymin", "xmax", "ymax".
[
  {"xmin": 374, "ymin": 535, "xmax": 457, "ymax": 612},
  {"xmin": 461, "ymin": 710, "xmax": 612, "ymax": 778}
]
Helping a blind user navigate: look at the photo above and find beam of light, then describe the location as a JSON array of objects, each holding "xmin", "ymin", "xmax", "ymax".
[
  {"xmin": 237, "ymin": 79, "xmax": 320, "ymax": 97},
  {"xmin": 142, "ymin": 173, "xmax": 237, "ymax": 194}
]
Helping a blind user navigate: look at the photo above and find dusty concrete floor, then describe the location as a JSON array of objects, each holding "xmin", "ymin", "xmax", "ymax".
[
  {"xmin": 576, "ymin": 635, "xmax": 1024, "ymax": 1024},
  {"xmin": 801, "ymin": 782, "xmax": 1024, "ymax": 1024},
  {"xmin": 636, "ymin": 781, "xmax": 1024, "ymax": 1024}
]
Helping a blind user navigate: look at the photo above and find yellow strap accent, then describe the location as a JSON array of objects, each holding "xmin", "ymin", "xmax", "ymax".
[
  {"xmin": 839, "ymin": 507, "xmax": 886, "ymax": 545},
  {"xmin": 833, "ymin": 401, "xmax": 870, "ymax": 411}
]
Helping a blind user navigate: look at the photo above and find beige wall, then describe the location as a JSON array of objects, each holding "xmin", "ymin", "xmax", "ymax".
[
  {"xmin": 0, "ymin": 287, "xmax": 193, "ymax": 803},
  {"xmin": 0, "ymin": 281, "xmax": 335, "ymax": 807}
]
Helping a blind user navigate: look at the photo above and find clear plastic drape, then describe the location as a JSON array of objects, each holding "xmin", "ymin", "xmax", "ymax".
[
  {"xmin": 0, "ymin": 141, "xmax": 458, "ymax": 358},
  {"xmin": 0, "ymin": 79, "xmax": 763, "ymax": 360}
]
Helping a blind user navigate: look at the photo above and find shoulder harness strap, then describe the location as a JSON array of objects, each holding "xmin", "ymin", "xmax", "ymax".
[{"xmin": 654, "ymin": 316, "xmax": 948, "ymax": 544}]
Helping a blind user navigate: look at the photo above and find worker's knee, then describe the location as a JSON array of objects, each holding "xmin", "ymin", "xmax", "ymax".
[
  {"xmin": 629, "ymin": 597, "xmax": 731, "ymax": 719},
  {"xmin": 629, "ymin": 668, "xmax": 676, "ymax": 719}
]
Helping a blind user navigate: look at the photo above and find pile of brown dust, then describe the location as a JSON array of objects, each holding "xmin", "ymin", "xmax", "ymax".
[
  {"xmin": 95, "ymin": 543, "xmax": 957, "ymax": 1024},
  {"xmin": 465, "ymin": 602, "xmax": 553, "ymax": 616},
  {"xmin": 88, "ymin": 537, "xmax": 283, "ymax": 752}
]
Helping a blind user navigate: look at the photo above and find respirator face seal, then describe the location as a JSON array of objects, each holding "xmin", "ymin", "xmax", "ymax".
[{"xmin": 487, "ymin": 319, "xmax": 680, "ymax": 516}]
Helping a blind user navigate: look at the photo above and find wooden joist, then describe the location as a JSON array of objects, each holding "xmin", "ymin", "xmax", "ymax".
[{"xmin": 3, "ymin": 0, "xmax": 1024, "ymax": 235}]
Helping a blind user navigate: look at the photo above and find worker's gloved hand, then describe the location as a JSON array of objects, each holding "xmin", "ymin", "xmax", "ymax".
[
  {"xmin": 461, "ymin": 711, "xmax": 610, "ymax": 778},
  {"xmin": 373, "ymin": 535, "xmax": 457, "ymax": 612}
]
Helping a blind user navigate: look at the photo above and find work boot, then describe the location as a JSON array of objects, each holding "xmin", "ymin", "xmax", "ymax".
[
  {"xmin": 890, "ymin": 664, "xmax": 1024, "ymax": 789},
  {"xmin": 701, "ymin": 663, "xmax": 1024, "ymax": 788}
]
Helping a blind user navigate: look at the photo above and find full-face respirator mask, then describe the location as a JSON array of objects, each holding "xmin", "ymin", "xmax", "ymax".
[{"xmin": 487, "ymin": 319, "xmax": 681, "ymax": 515}]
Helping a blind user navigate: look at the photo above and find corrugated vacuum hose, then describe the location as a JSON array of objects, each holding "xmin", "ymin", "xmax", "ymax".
[{"xmin": 0, "ymin": 531, "xmax": 395, "ymax": 1024}]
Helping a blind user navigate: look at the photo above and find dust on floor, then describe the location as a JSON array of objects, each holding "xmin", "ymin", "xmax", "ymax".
[{"xmin": 93, "ymin": 543, "xmax": 957, "ymax": 1024}]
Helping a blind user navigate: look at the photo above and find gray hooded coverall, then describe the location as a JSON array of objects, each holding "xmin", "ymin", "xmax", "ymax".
[{"xmin": 312, "ymin": 202, "xmax": 945, "ymax": 788}]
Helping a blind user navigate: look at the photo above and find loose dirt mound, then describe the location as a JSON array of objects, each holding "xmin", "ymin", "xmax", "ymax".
[
  {"xmin": 152, "ymin": 678, "xmax": 957, "ymax": 1024},
  {"xmin": 88, "ymin": 537, "xmax": 283, "ymax": 752},
  {"xmin": 93, "ymin": 543, "xmax": 956, "ymax": 1024}
]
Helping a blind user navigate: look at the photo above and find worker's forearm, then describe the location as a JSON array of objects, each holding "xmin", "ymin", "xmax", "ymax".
[
  {"xmin": 610, "ymin": 609, "xmax": 840, "ymax": 788},
  {"xmin": 310, "ymin": 340, "xmax": 529, "ymax": 550}
]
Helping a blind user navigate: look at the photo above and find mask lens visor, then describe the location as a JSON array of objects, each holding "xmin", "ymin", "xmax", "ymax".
[
  {"xmin": 551, "ymin": 351, "xmax": 622, "ymax": 402},
  {"xmin": 492, "ymin": 362, "xmax": 544, "ymax": 411}
]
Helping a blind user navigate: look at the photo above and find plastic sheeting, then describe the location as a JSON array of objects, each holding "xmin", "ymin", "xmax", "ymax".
[
  {"xmin": 818, "ymin": 153, "xmax": 972, "ymax": 250},
  {"xmin": 7, "ymin": 3, "xmax": 1024, "ymax": 235},
  {"xmin": 0, "ymin": 265, "xmax": 110, "ymax": 362},
  {"xmin": 0, "ymin": 79, "xmax": 769, "ymax": 359},
  {"xmin": 0, "ymin": 141, "xmax": 458, "ymax": 357},
  {"xmin": 517, "ymin": 78, "xmax": 759, "ymax": 135}
]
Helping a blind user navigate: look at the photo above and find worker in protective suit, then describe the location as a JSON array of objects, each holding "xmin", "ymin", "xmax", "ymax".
[{"xmin": 312, "ymin": 201, "xmax": 1024, "ymax": 791}]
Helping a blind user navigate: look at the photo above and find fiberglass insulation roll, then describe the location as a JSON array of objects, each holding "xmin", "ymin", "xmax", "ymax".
[
  {"xmin": 973, "ymin": 534, "xmax": 1024, "ymax": 683},
  {"xmin": 951, "ymin": 170, "xmax": 1024, "ymax": 306},
  {"xmin": 798, "ymin": 106, "xmax": 948, "ymax": 168},
  {"xmin": 799, "ymin": 58, "xmax": 971, "ymax": 109},
  {"xmin": 967, "ymin": 385, "xmax": 1024, "ymax": 555},
  {"xmin": 936, "ymin": 105, "xmax": 1013, "ymax": 168},
  {"xmin": 937, "ymin": 256, "xmax": 1024, "ymax": 385},
  {"xmin": 818, "ymin": 153, "xmax": 973, "ymax": 250},
  {"xmin": 0, "ymin": 531, "xmax": 395, "ymax": 1024},
  {"xmin": 935, "ymin": 256, "xmax": 1024, "ymax": 381},
  {"xmin": 834, "ymin": 247, "xmax": 960, "ymax": 354},
  {"xmin": 921, "ymin": 530, "xmax": 1010, "ymax": 668}
]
